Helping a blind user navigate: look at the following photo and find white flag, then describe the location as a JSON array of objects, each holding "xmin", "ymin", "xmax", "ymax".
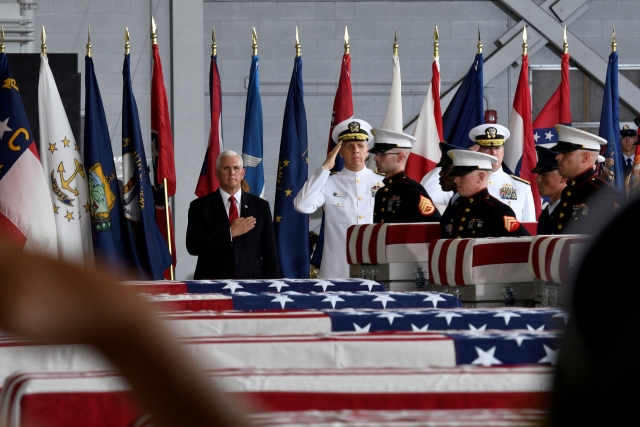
[
  {"xmin": 38, "ymin": 54, "xmax": 93, "ymax": 265},
  {"xmin": 381, "ymin": 55, "xmax": 403, "ymax": 132}
]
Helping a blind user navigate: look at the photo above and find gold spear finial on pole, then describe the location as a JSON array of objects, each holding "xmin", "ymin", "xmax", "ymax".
[
  {"xmin": 151, "ymin": 16, "xmax": 157, "ymax": 45},
  {"xmin": 41, "ymin": 26, "xmax": 46, "ymax": 55},
  {"xmin": 252, "ymin": 27, "xmax": 258, "ymax": 56},
  {"xmin": 393, "ymin": 27, "xmax": 398, "ymax": 57},
  {"xmin": 612, "ymin": 25, "xmax": 617, "ymax": 52},
  {"xmin": 433, "ymin": 25, "xmax": 439, "ymax": 58},
  {"xmin": 522, "ymin": 25, "xmax": 528, "ymax": 56},
  {"xmin": 477, "ymin": 26, "xmax": 482, "ymax": 54},
  {"xmin": 295, "ymin": 26, "xmax": 301, "ymax": 57},
  {"xmin": 0, "ymin": 27, "xmax": 5, "ymax": 54},
  {"xmin": 86, "ymin": 26, "xmax": 92, "ymax": 57},
  {"xmin": 124, "ymin": 27, "xmax": 130, "ymax": 56},
  {"xmin": 344, "ymin": 25, "xmax": 349, "ymax": 55},
  {"xmin": 211, "ymin": 26, "xmax": 217, "ymax": 56},
  {"xmin": 563, "ymin": 25, "xmax": 568, "ymax": 54}
]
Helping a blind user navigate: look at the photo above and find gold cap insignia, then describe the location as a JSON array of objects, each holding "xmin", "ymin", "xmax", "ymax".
[
  {"xmin": 624, "ymin": 125, "xmax": 629, "ymax": 130},
  {"xmin": 349, "ymin": 122, "xmax": 360, "ymax": 133},
  {"xmin": 486, "ymin": 127, "xmax": 497, "ymax": 138}
]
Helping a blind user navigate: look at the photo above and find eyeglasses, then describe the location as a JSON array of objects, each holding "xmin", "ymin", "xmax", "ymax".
[{"xmin": 374, "ymin": 152, "xmax": 401, "ymax": 157}]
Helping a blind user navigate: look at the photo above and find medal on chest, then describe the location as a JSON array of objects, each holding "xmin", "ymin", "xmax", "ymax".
[
  {"xmin": 388, "ymin": 195, "xmax": 401, "ymax": 211},
  {"xmin": 572, "ymin": 203, "xmax": 589, "ymax": 216},
  {"xmin": 499, "ymin": 184, "xmax": 517, "ymax": 200},
  {"xmin": 467, "ymin": 219, "xmax": 484, "ymax": 229},
  {"xmin": 372, "ymin": 183, "xmax": 382, "ymax": 197}
]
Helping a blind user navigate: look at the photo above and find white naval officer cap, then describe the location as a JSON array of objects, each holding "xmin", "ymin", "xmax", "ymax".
[
  {"xmin": 368, "ymin": 128, "xmax": 417, "ymax": 154},
  {"xmin": 469, "ymin": 124, "xmax": 511, "ymax": 147},
  {"xmin": 446, "ymin": 149, "xmax": 498, "ymax": 176},
  {"xmin": 331, "ymin": 118, "xmax": 374, "ymax": 145},
  {"xmin": 550, "ymin": 124, "xmax": 606, "ymax": 152}
]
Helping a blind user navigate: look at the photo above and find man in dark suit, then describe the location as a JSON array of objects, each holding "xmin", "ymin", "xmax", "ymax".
[
  {"xmin": 186, "ymin": 151, "xmax": 279, "ymax": 280},
  {"xmin": 531, "ymin": 146, "xmax": 566, "ymax": 235}
]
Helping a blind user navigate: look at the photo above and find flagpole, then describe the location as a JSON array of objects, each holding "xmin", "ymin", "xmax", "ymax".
[
  {"xmin": 151, "ymin": 17, "xmax": 174, "ymax": 281},
  {"xmin": 86, "ymin": 26, "xmax": 92, "ymax": 57},
  {"xmin": 434, "ymin": 25, "xmax": 439, "ymax": 58},
  {"xmin": 477, "ymin": 26, "xmax": 482, "ymax": 54},
  {"xmin": 344, "ymin": 25, "xmax": 349, "ymax": 55},
  {"xmin": 41, "ymin": 26, "xmax": 46, "ymax": 55},
  {"xmin": 0, "ymin": 27, "xmax": 5, "ymax": 53}
]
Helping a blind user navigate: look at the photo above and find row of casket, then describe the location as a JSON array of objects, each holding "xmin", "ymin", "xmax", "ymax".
[
  {"xmin": 347, "ymin": 223, "xmax": 588, "ymax": 307},
  {"xmin": 0, "ymin": 277, "xmax": 567, "ymax": 426}
]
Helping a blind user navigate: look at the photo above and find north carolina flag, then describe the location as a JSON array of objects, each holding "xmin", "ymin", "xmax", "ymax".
[
  {"xmin": 38, "ymin": 54, "xmax": 93, "ymax": 264},
  {"xmin": 505, "ymin": 51, "xmax": 541, "ymax": 218},
  {"xmin": 0, "ymin": 53, "xmax": 57, "ymax": 257},
  {"xmin": 195, "ymin": 54, "xmax": 223, "ymax": 197},
  {"xmin": 532, "ymin": 52, "xmax": 571, "ymax": 148},
  {"xmin": 407, "ymin": 55, "xmax": 443, "ymax": 182}
]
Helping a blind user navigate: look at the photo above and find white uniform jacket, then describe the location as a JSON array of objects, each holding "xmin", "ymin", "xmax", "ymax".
[
  {"xmin": 487, "ymin": 167, "xmax": 535, "ymax": 222},
  {"xmin": 294, "ymin": 166, "xmax": 384, "ymax": 278}
]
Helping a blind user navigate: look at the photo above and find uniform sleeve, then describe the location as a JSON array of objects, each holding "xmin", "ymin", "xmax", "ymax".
[
  {"xmin": 519, "ymin": 181, "xmax": 536, "ymax": 222},
  {"xmin": 294, "ymin": 166, "xmax": 329, "ymax": 214},
  {"xmin": 412, "ymin": 184, "xmax": 442, "ymax": 223},
  {"xmin": 492, "ymin": 203, "xmax": 531, "ymax": 237}
]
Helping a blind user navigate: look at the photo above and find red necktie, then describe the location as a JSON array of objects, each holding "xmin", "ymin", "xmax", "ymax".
[{"xmin": 228, "ymin": 196, "xmax": 238, "ymax": 223}]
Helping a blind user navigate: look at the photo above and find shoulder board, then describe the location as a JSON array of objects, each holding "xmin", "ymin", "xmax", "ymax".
[
  {"xmin": 330, "ymin": 171, "xmax": 338, "ymax": 175},
  {"xmin": 510, "ymin": 175, "xmax": 530, "ymax": 185},
  {"xmin": 375, "ymin": 170, "xmax": 385, "ymax": 176}
]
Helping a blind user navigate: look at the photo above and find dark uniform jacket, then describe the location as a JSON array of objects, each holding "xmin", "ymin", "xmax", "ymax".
[
  {"xmin": 374, "ymin": 171, "xmax": 441, "ymax": 224},
  {"xmin": 537, "ymin": 205, "xmax": 554, "ymax": 235},
  {"xmin": 441, "ymin": 188, "xmax": 531, "ymax": 239},
  {"xmin": 440, "ymin": 194, "xmax": 464, "ymax": 238},
  {"xmin": 552, "ymin": 167, "xmax": 625, "ymax": 235},
  {"xmin": 186, "ymin": 189, "xmax": 280, "ymax": 280}
]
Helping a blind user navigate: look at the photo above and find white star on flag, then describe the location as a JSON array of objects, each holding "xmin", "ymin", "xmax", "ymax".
[
  {"xmin": 471, "ymin": 346, "xmax": 502, "ymax": 367},
  {"xmin": 411, "ymin": 323, "xmax": 429, "ymax": 332},
  {"xmin": 533, "ymin": 132, "xmax": 539, "ymax": 142},
  {"xmin": 353, "ymin": 323, "xmax": 371, "ymax": 332},
  {"xmin": 503, "ymin": 333, "xmax": 533, "ymax": 347},
  {"xmin": 270, "ymin": 294, "xmax": 294, "ymax": 309},
  {"xmin": 493, "ymin": 311, "xmax": 521, "ymax": 325},
  {"xmin": 314, "ymin": 281, "xmax": 336, "ymax": 292},
  {"xmin": 233, "ymin": 291, "xmax": 255, "ymax": 296},
  {"xmin": 423, "ymin": 293, "xmax": 447, "ymax": 308},
  {"xmin": 268, "ymin": 281, "xmax": 289, "ymax": 292},
  {"xmin": 344, "ymin": 310, "xmax": 369, "ymax": 316},
  {"xmin": 376, "ymin": 312, "xmax": 405, "ymax": 325},
  {"xmin": 435, "ymin": 311, "xmax": 463, "ymax": 325},
  {"xmin": 538, "ymin": 344, "xmax": 560, "ymax": 365},
  {"xmin": 359, "ymin": 281, "xmax": 381, "ymax": 291},
  {"xmin": 222, "ymin": 282, "xmax": 244, "ymax": 293},
  {"xmin": 322, "ymin": 294, "xmax": 345, "ymax": 309},
  {"xmin": 0, "ymin": 117, "xmax": 12, "ymax": 139},
  {"xmin": 527, "ymin": 324, "xmax": 545, "ymax": 332},
  {"xmin": 552, "ymin": 312, "xmax": 569, "ymax": 325},
  {"xmin": 545, "ymin": 130, "xmax": 554, "ymax": 140},
  {"xmin": 372, "ymin": 294, "xmax": 396, "ymax": 309},
  {"xmin": 469, "ymin": 324, "xmax": 487, "ymax": 331}
]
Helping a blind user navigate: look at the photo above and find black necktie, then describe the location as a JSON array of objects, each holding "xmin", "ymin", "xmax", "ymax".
[{"xmin": 628, "ymin": 158, "xmax": 633, "ymax": 168}]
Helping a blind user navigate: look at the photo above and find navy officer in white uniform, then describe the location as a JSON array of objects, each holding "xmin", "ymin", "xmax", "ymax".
[
  {"xmin": 294, "ymin": 119, "xmax": 384, "ymax": 278},
  {"xmin": 470, "ymin": 124, "xmax": 536, "ymax": 222}
]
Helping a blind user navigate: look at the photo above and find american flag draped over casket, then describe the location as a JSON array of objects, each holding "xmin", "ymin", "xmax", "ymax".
[{"xmin": 528, "ymin": 235, "xmax": 588, "ymax": 284}]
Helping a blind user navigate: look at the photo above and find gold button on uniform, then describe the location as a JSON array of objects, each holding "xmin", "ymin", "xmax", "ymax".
[
  {"xmin": 472, "ymin": 230, "xmax": 476, "ymax": 234},
  {"xmin": 381, "ymin": 220, "xmax": 384, "ymax": 223},
  {"xmin": 357, "ymin": 179, "xmax": 360, "ymax": 183},
  {"xmin": 559, "ymin": 213, "xmax": 564, "ymax": 218},
  {"xmin": 462, "ymin": 217, "xmax": 466, "ymax": 221},
  {"xmin": 358, "ymin": 197, "xmax": 362, "ymax": 201},
  {"xmin": 459, "ymin": 226, "xmax": 463, "ymax": 231},
  {"xmin": 456, "ymin": 236, "xmax": 461, "ymax": 239},
  {"xmin": 382, "ymin": 198, "xmax": 386, "ymax": 201},
  {"xmin": 385, "ymin": 188, "xmax": 388, "ymax": 192},
  {"xmin": 465, "ymin": 208, "xmax": 470, "ymax": 213},
  {"xmin": 381, "ymin": 208, "xmax": 385, "ymax": 212},
  {"xmin": 567, "ymin": 191, "xmax": 571, "ymax": 196},
  {"xmin": 571, "ymin": 180, "xmax": 575, "ymax": 185},
  {"xmin": 563, "ymin": 203, "xmax": 567, "ymax": 207},
  {"xmin": 558, "ymin": 225, "xmax": 562, "ymax": 230},
  {"xmin": 469, "ymin": 198, "xmax": 474, "ymax": 203},
  {"xmin": 359, "ymin": 215, "xmax": 362, "ymax": 219}
]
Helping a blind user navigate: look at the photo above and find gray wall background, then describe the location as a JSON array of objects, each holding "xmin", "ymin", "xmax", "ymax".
[{"xmin": 10, "ymin": 0, "xmax": 640, "ymax": 278}]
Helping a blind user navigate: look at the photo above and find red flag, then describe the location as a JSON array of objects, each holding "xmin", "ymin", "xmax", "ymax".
[
  {"xmin": 507, "ymin": 53, "xmax": 541, "ymax": 218},
  {"xmin": 151, "ymin": 43, "xmax": 177, "ymax": 278},
  {"xmin": 326, "ymin": 53, "xmax": 353, "ymax": 170},
  {"xmin": 196, "ymin": 55, "xmax": 223, "ymax": 197},
  {"xmin": 532, "ymin": 53, "xmax": 571, "ymax": 145},
  {"xmin": 406, "ymin": 56, "xmax": 444, "ymax": 181}
]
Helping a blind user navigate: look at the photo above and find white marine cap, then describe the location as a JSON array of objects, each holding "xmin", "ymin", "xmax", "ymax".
[
  {"xmin": 331, "ymin": 118, "xmax": 374, "ymax": 144},
  {"xmin": 368, "ymin": 128, "xmax": 417, "ymax": 154},
  {"xmin": 550, "ymin": 124, "xmax": 606, "ymax": 152},
  {"xmin": 469, "ymin": 124, "xmax": 511, "ymax": 147},
  {"xmin": 446, "ymin": 149, "xmax": 498, "ymax": 176}
]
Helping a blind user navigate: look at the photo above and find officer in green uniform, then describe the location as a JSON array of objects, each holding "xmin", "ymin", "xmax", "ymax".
[{"xmin": 370, "ymin": 128, "xmax": 441, "ymax": 224}]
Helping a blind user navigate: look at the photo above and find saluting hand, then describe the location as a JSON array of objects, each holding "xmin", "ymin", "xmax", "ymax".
[
  {"xmin": 230, "ymin": 217, "xmax": 256, "ymax": 238},
  {"xmin": 322, "ymin": 141, "xmax": 342, "ymax": 171}
]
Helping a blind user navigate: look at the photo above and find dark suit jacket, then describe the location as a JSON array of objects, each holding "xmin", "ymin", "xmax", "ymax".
[{"xmin": 186, "ymin": 189, "xmax": 280, "ymax": 280}]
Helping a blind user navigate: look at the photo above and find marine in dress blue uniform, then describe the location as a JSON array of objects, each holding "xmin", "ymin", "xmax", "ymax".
[
  {"xmin": 437, "ymin": 143, "xmax": 464, "ymax": 238},
  {"xmin": 531, "ymin": 146, "xmax": 566, "ymax": 235}
]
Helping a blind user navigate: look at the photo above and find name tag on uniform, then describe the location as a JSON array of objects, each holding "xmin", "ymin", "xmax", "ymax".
[{"xmin": 333, "ymin": 192, "xmax": 346, "ymax": 198}]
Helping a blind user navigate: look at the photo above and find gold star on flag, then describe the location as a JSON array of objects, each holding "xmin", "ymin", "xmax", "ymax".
[
  {"xmin": 53, "ymin": 205, "xmax": 59, "ymax": 214},
  {"xmin": 62, "ymin": 137, "xmax": 70, "ymax": 147},
  {"xmin": 75, "ymin": 142, "xmax": 79, "ymax": 151},
  {"xmin": 276, "ymin": 215, "xmax": 282, "ymax": 222},
  {"xmin": 48, "ymin": 143, "xmax": 57, "ymax": 153},
  {"xmin": 285, "ymin": 189, "xmax": 292, "ymax": 196},
  {"xmin": 306, "ymin": 158, "xmax": 308, "ymax": 163},
  {"xmin": 64, "ymin": 211, "xmax": 74, "ymax": 222},
  {"xmin": 283, "ymin": 159, "xmax": 290, "ymax": 167},
  {"xmin": 84, "ymin": 201, "xmax": 91, "ymax": 212}
]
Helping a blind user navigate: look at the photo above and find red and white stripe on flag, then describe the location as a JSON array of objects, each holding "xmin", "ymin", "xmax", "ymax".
[
  {"xmin": 528, "ymin": 235, "xmax": 588, "ymax": 284},
  {"xmin": 406, "ymin": 55, "xmax": 444, "ymax": 182},
  {"xmin": 142, "ymin": 293, "xmax": 234, "ymax": 312},
  {"xmin": 346, "ymin": 223, "xmax": 441, "ymax": 265},
  {"xmin": 428, "ymin": 237, "xmax": 535, "ymax": 286}
]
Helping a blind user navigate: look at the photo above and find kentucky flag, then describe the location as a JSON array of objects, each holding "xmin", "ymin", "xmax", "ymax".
[
  {"xmin": 84, "ymin": 55, "xmax": 128, "ymax": 268},
  {"xmin": 241, "ymin": 55, "xmax": 264, "ymax": 198},
  {"xmin": 274, "ymin": 55, "xmax": 309, "ymax": 278},
  {"xmin": 121, "ymin": 54, "xmax": 172, "ymax": 279},
  {"xmin": 598, "ymin": 50, "xmax": 624, "ymax": 191},
  {"xmin": 442, "ymin": 53, "xmax": 484, "ymax": 148}
]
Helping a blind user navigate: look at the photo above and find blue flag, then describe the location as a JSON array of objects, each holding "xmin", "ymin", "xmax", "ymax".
[
  {"xmin": 274, "ymin": 56, "xmax": 310, "ymax": 278},
  {"xmin": 241, "ymin": 55, "xmax": 264, "ymax": 197},
  {"xmin": 442, "ymin": 53, "xmax": 484, "ymax": 148},
  {"xmin": 84, "ymin": 55, "xmax": 129, "ymax": 268},
  {"xmin": 121, "ymin": 54, "xmax": 172, "ymax": 279},
  {"xmin": 598, "ymin": 51, "xmax": 624, "ymax": 191}
]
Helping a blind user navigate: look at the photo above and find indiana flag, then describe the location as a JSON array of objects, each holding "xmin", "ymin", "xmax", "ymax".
[
  {"xmin": 407, "ymin": 53, "xmax": 443, "ymax": 182},
  {"xmin": 274, "ymin": 53, "xmax": 309, "ymax": 278},
  {"xmin": 241, "ymin": 53, "xmax": 264, "ymax": 198},
  {"xmin": 84, "ymin": 53, "xmax": 129, "ymax": 269},
  {"xmin": 39, "ymin": 53, "xmax": 93, "ymax": 265},
  {"xmin": 196, "ymin": 52, "xmax": 223, "ymax": 197},
  {"xmin": 151, "ymin": 42, "xmax": 177, "ymax": 279},
  {"xmin": 505, "ymin": 38, "xmax": 541, "ymax": 218},
  {"xmin": 0, "ymin": 53, "xmax": 57, "ymax": 257},
  {"xmin": 442, "ymin": 52, "xmax": 484, "ymax": 148},
  {"xmin": 532, "ymin": 52, "xmax": 571, "ymax": 148},
  {"xmin": 122, "ymin": 53, "xmax": 172, "ymax": 280},
  {"xmin": 598, "ymin": 49, "xmax": 624, "ymax": 191}
]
